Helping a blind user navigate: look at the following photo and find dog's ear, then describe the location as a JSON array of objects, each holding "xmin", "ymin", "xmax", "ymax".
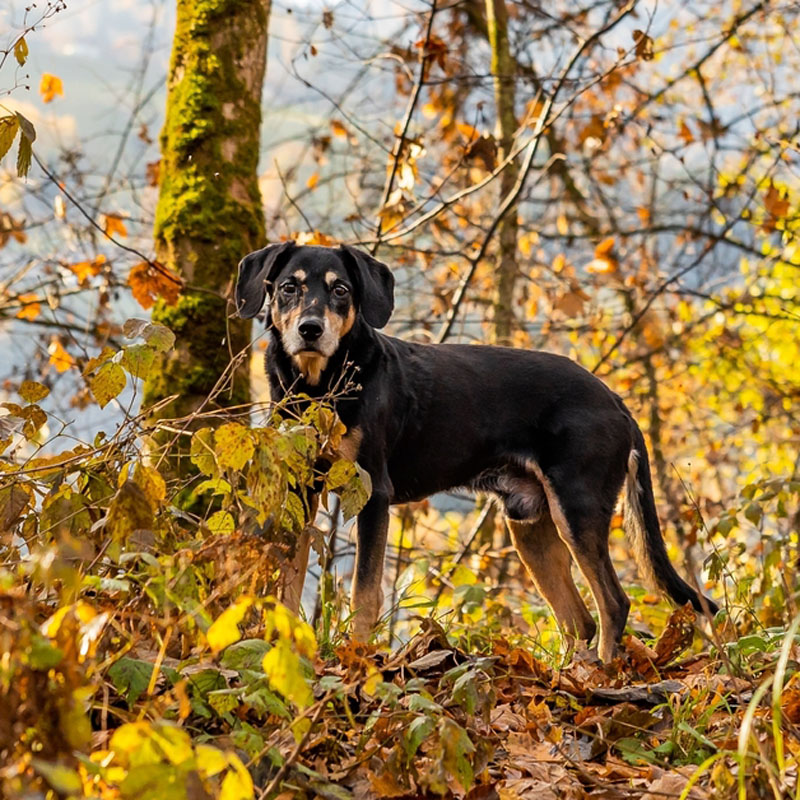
[
  {"xmin": 338, "ymin": 245, "xmax": 395, "ymax": 328},
  {"xmin": 235, "ymin": 241, "xmax": 296, "ymax": 319}
]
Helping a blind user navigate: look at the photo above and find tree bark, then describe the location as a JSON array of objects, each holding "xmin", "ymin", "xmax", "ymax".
[
  {"xmin": 144, "ymin": 0, "xmax": 271, "ymax": 431},
  {"xmin": 485, "ymin": 0, "xmax": 519, "ymax": 345}
]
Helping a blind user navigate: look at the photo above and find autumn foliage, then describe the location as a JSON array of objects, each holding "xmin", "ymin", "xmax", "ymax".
[{"xmin": 2, "ymin": 1, "xmax": 800, "ymax": 798}]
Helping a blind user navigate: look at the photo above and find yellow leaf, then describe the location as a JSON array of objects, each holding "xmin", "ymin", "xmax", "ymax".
[
  {"xmin": 195, "ymin": 744, "xmax": 228, "ymax": 778},
  {"xmin": 556, "ymin": 213, "xmax": 569, "ymax": 236},
  {"xmin": 262, "ymin": 640, "xmax": 313, "ymax": 708},
  {"xmin": 207, "ymin": 509, "xmax": 235, "ymax": 534},
  {"xmin": 40, "ymin": 73, "xmax": 64, "ymax": 103},
  {"xmin": 19, "ymin": 380, "xmax": 49, "ymax": 404},
  {"xmin": 88, "ymin": 362, "xmax": 126, "ymax": 408},
  {"xmin": 48, "ymin": 339, "xmax": 75, "ymax": 372},
  {"xmin": 306, "ymin": 171, "xmax": 319, "ymax": 189},
  {"xmin": 14, "ymin": 37, "xmax": 28, "ymax": 67},
  {"xmin": 362, "ymin": 666, "xmax": 382, "ymax": 696},
  {"xmin": 215, "ymin": 422, "xmax": 254, "ymax": 471},
  {"xmin": 207, "ymin": 596, "xmax": 254, "ymax": 653},
  {"xmin": 219, "ymin": 754, "xmax": 254, "ymax": 800}
]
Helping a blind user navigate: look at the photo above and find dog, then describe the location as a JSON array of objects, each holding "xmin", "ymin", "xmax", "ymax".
[{"xmin": 235, "ymin": 242, "xmax": 717, "ymax": 662}]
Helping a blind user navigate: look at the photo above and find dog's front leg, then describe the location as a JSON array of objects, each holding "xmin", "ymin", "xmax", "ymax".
[{"xmin": 351, "ymin": 488, "xmax": 390, "ymax": 641}]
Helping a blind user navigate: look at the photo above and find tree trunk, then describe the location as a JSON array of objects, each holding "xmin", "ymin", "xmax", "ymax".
[
  {"xmin": 144, "ymin": 0, "xmax": 271, "ymax": 432},
  {"xmin": 485, "ymin": 0, "xmax": 519, "ymax": 345}
]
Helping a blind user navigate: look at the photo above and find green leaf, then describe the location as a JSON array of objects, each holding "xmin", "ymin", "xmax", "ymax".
[
  {"xmin": 89, "ymin": 361, "xmax": 126, "ymax": 408},
  {"xmin": 122, "ymin": 318, "xmax": 175, "ymax": 352},
  {"xmin": 339, "ymin": 463, "xmax": 371, "ymax": 521},
  {"xmin": 14, "ymin": 36, "xmax": 28, "ymax": 65},
  {"xmin": 0, "ymin": 115, "xmax": 19, "ymax": 162},
  {"xmin": 207, "ymin": 688, "xmax": 240, "ymax": 716},
  {"xmin": 121, "ymin": 344, "xmax": 155, "ymax": 379},
  {"xmin": 28, "ymin": 636, "xmax": 63, "ymax": 670},
  {"xmin": 19, "ymin": 380, "xmax": 49, "ymax": 404},
  {"xmin": 220, "ymin": 638, "xmax": 271, "ymax": 671},
  {"xmin": 744, "ymin": 502, "xmax": 762, "ymax": 526},
  {"xmin": 439, "ymin": 717, "xmax": 475, "ymax": 792},
  {"xmin": 31, "ymin": 759, "xmax": 82, "ymax": 794},
  {"xmin": 143, "ymin": 322, "xmax": 175, "ymax": 352},
  {"xmin": 404, "ymin": 715, "xmax": 435, "ymax": 758},
  {"xmin": 108, "ymin": 657, "xmax": 155, "ymax": 707}
]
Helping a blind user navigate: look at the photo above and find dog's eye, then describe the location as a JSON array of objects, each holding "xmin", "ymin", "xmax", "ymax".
[
  {"xmin": 332, "ymin": 284, "xmax": 349, "ymax": 298},
  {"xmin": 280, "ymin": 282, "xmax": 297, "ymax": 296}
]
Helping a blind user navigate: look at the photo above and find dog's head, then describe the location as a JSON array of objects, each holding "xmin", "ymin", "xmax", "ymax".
[{"xmin": 235, "ymin": 243, "xmax": 394, "ymax": 382}]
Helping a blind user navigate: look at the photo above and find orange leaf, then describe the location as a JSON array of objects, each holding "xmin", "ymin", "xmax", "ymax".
[
  {"xmin": 306, "ymin": 172, "xmax": 319, "ymax": 189},
  {"xmin": 586, "ymin": 237, "xmax": 618, "ymax": 275},
  {"xmin": 763, "ymin": 182, "xmax": 790, "ymax": 232},
  {"xmin": 330, "ymin": 120, "xmax": 348, "ymax": 138},
  {"xmin": 128, "ymin": 262, "xmax": 181, "ymax": 309},
  {"xmin": 594, "ymin": 237, "xmax": 615, "ymax": 257},
  {"xmin": 103, "ymin": 214, "xmax": 127, "ymax": 238},
  {"xmin": 69, "ymin": 254, "xmax": 106, "ymax": 284},
  {"xmin": 554, "ymin": 286, "xmax": 589, "ymax": 318},
  {"xmin": 15, "ymin": 293, "xmax": 40, "ymax": 321},
  {"xmin": 678, "ymin": 120, "xmax": 695, "ymax": 145},
  {"xmin": 48, "ymin": 339, "xmax": 75, "ymax": 372},
  {"xmin": 40, "ymin": 73, "xmax": 64, "ymax": 103}
]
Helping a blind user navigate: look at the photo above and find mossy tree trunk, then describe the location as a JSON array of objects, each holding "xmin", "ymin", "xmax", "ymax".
[
  {"xmin": 486, "ymin": 0, "xmax": 519, "ymax": 345},
  {"xmin": 144, "ymin": 0, "xmax": 271, "ymax": 436}
]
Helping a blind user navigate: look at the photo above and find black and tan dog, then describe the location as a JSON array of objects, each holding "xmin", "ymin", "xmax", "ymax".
[{"xmin": 235, "ymin": 242, "xmax": 717, "ymax": 662}]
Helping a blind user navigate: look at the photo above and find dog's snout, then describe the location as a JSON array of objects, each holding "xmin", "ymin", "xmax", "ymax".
[{"xmin": 298, "ymin": 318, "xmax": 324, "ymax": 343}]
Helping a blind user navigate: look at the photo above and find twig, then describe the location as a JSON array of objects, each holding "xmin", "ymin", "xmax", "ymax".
[{"xmin": 257, "ymin": 692, "xmax": 331, "ymax": 799}]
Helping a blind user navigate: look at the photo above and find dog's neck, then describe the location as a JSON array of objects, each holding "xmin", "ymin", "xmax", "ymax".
[{"xmin": 266, "ymin": 317, "xmax": 380, "ymax": 404}]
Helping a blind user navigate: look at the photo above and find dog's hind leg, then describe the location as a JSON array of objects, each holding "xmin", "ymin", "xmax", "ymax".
[
  {"xmin": 507, "ymin": 515, "xmax": 597, "ymax": 643},
  {"xmin": 351, "ymin": 489, "xmax": 390, "ymax": 641},
  {"xmin": 527, "ymin": 464, "xmax": 630, "ymax": 662}
]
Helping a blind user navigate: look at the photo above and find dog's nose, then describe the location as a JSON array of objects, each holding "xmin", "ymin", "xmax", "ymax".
[{"xmin": 298, "ymin": 318, "xmax": 324, "ymax": 342}]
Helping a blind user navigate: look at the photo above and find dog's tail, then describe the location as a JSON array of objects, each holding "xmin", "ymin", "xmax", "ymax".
[{"xmin": 624, "ymin": 422, "xmax": 718, "ymax": 616}]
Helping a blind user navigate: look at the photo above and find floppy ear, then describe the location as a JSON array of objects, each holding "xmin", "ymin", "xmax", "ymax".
[
  {"xmin": 235, "ymin": 241, "xmax": 296, "ymax": 319},
  {"xmin": 338, "ymin": 245, "xmax": 395, "ymax": 328}
]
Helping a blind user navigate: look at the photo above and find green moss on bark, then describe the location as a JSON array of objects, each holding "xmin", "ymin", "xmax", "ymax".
[{"xmin": 144, "ymin": 0, "xmax": 271, "ymax": 435}]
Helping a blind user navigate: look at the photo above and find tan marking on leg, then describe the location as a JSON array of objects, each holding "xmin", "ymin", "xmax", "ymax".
[
  {"xmin": 292, "ymin": 352, "xmax": 328, "ymax": 385},
  {"xmin": 351, "ymin": 501, "xmax": 388, "ymax": 642},
  {"xmin": 526, "ymin": 459, "xmax": 628, "ymax": 662},
  {"xmin": 337, "ymin": 426, "xmax": 363, "ymax": 462},
  {"xmin": 507, "ymin": 516, "xmax": 596, "ymax": 642},
  {"xmin": 351, "ymin": 576, "xmax": 384, "ymax": 642}
]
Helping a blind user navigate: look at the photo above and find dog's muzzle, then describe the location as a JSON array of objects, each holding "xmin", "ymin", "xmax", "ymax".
[{"xmin": 298, "ymin": 317, "xmax": 324, "ymax": 345}]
